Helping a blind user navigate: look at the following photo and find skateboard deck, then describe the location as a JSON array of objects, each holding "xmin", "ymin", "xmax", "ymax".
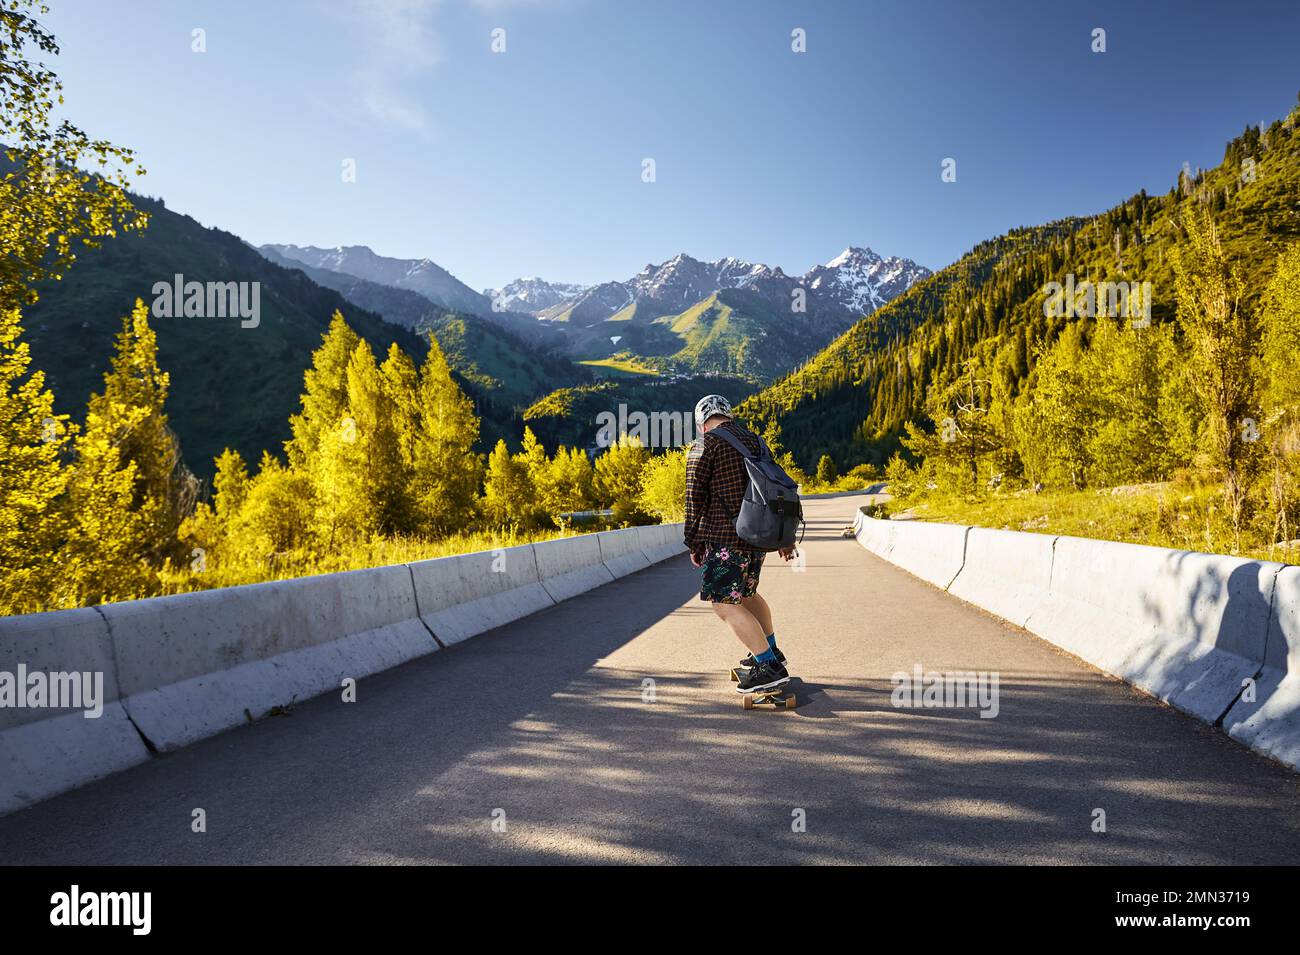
[
  {"xmin": 741, "ymin": 689, "xmax": 796, "ymax": 710},
  {"xmin": 730, "ymin": 666, "xmax": 796, "ymax": 709}
]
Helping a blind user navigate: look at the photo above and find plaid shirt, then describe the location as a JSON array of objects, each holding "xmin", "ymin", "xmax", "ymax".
[{"xmin": 684, "ymin": 419, "xmax": 763, "ymax": 554}]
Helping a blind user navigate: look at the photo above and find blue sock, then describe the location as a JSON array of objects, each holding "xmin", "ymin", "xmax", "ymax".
[
  {"xmin": 754, "ymin": 647, "xmax": 777, "ymax": 665},
  {"xmin": 766, "ymin": 633, "xmax": 777, "ymax": 650}
]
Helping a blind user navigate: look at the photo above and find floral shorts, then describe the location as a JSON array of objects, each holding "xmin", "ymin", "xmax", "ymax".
[{"xmin": 698, "ymin": 544, "xmax": 765, "ymax": 604}]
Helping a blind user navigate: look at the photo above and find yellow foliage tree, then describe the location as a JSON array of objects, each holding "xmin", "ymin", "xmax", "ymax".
[
  {"xmin": 0, "ymin": 0, "xmax": 147, "ymax": 312},
  {"xmin": 638, "ymin": 448, "xmax": 687, "ymax": 522},
  {"xmin": 0, "ymin": 306, "xmax": 72, "ymax": 613},
  {"xmin": 482, "ymin": 438, "xmax": 531, "ymax": 527},
  {"xmin": 595, "ymin": 434, "xmax": 651, "ymax": 524},
  {"xmin": 410, "ymin": 333, "xmax": 482, "ymax": 534},
  {"xmin": 63, "ymin": 300, "xmax": 192, "ymax": 605}
]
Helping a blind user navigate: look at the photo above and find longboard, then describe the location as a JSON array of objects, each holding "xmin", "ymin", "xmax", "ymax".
[
  {"xmin": 730, "ymin": 666, "xmax": 796, "ymax": 709},
  {"xmin": 742, "ymin": 689, "xmax": 796, "ymax": 710}
]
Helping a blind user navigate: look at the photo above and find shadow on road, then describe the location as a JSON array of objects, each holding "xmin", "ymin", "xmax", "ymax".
[{"xmin": 4, "ymin": 533, "xmax": 1300, "ymax": 866}]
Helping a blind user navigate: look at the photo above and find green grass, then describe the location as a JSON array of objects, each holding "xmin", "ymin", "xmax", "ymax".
[
  {"xmin": 158, "ymin": 522, "xmax": 625, "ymax": 595},
  {"xmin": 883, "ymin": 482, "xmax": 1300, "ymax": 565},
  {"xmin": 578, "ymin": 355, "xmax": 660, "ymax": 377}
]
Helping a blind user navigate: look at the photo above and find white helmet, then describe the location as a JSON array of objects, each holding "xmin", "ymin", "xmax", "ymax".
[{"xmin": 694, "ymin": 394, "xmax": 732, "ymax": 428}]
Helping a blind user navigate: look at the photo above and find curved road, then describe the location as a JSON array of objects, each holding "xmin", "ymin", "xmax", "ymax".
[{"xmin": 2, "ymin": 493, "xmax": 1299, "ymax": 864}]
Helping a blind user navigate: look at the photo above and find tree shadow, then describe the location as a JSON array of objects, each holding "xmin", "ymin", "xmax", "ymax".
[{"xmin": 4, "ymin": 549, "xmax": 1300, "ymax": 866}]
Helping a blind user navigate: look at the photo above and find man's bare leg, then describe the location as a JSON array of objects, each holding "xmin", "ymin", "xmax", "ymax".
[
  {"xmin": 712, "ymin": 601, "xmax": 769, "ymax": 656},
  {"xmin": 740, "ymin": 593, "xmax": 772, "ymax": 637}
]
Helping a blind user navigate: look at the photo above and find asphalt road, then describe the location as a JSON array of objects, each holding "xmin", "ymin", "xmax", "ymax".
[{"xmin": 2, "ymin": 492, "xmax": 1299, "ymax": 864}]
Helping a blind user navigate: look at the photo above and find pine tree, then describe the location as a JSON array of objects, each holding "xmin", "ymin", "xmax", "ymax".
[
  {"xmin": 482, "ymin": 438, "xmax": 531, "ymax": 527},
  {"xmin": 543, "ymin": 446, "xmax": 595, "ymax": 518},
  {"xmin": 286, "ymin": 311, "xmax": 360, "ymax": 472},
  {"xmin": 225, "ymin": 452, "xmax": 315, "ymax": 573},
  {"xmin": 344, "ymin": 339, "xmax": 410, "ymax": 536},
  {"xmin": 515, "ymin": 427, "xmax": 554, "ymax": 527},
  {"xmin": 84, "ymin": 299, "xmax": 193, "ymax": 561},
  {"xmin": 411, "ymin": 334, "xmax": 482, "ymax": 534},
  {"xmin": 63, "ymin": 401, "xmax": 154, "ymax": 605},
  {"xmin": 0, "ymin": 307, "xmax": 73, "ymax": 613},
  {"xmin": 63, "ymin": 300, "xmax": 192, "ymax": 604},
  {"xmin": 177, "ymin": 447, "xmax": 248, "ymax": 578},
  {"xmin": 815, "ymin": 454, "xmax": 839, "ymax": 485},
  {"xmin": 379, "ymin": 343, "xmax": 419, "ymax": 473},
  {"xmin": 595, "ymin": 435, "xmax": 651, "ymax": 523},
  {"xmin": 311, "ymin": 339, "xmax": 382, "ymax": 547}
]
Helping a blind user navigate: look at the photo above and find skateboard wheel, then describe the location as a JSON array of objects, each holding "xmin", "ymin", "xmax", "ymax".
[{"xmin": 742, "ymin": 696, "xmax": 754, "ymax": 709}]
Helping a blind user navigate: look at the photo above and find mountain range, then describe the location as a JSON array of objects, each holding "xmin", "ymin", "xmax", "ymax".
[
  {"xmin": 483, "ymin": 276, "xmax": 590, "ymax": 314},
  {"xmin": 261, "ymin": 243, "xmax": 930, "ymax": 381},
  {"xmin": 21, "ymin": 171, "xmax": 924, "ymax": 482}
]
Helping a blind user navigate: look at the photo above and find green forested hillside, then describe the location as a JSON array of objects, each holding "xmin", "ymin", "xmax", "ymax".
[
  {"xmin": 21, "ymin": 194, "xmax": 430, "ymax": 479},
  {"xmin": 742, "ymin": 103, "xmax": 1300, "ymax": 474},
  {"xmin": 257, "ymin": 245, "xmax": 589, "ymax": 413},
  {"xmin": 523, "ymin": 374, "xmax": 759, "ymax": 451},
  {"xmin": 20, "ymin": 192, "xmax": 594, "ymax": 478}
]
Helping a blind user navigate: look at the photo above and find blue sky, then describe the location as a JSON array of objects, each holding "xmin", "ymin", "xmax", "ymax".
[{"xmin": 45, "ymin": 0, "xmax": 1300, "ymax": 290}]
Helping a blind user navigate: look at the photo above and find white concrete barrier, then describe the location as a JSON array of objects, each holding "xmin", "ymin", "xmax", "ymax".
[
  {"xmin": 1224, "ymin": 566, "xmax": 1300, "ymax": 771},
  {"xmin": 0, "ymin": 608, "xmax": 152, "ymax": 815},
  {"xmin": 1028, "ymin": 536, "xmax": 1281, "ymax": 724},
  {"xmin": 853, "ymin": 511, "xmax": 897, "ymax": 558},
  {"xmin": 410, "ymin": 543, "xmax": 553, "ymax": 646},
  {"xmin": 637, "ymin": 524, "xmax": 687, "ymax": 564},
  {"xmin": 949, "ymin": 527, "xmax": 1055, "ymax": 627},
  {"xmin": 598, "ymin": 527, "xmax": 652, "ymax": 578},
  {"xmin": 533, "ymin": 534, "xmax": 615, "ymax": 603},
  {"xmin": 851, "ymin": 514, "xmax": 1297, "ymax": 767},
  {"xmin": 105, "ymin": 563, "xmax": 431, "ymax": 748},
  {"xmin": 102, "ymin": 563, "xmax": 435, "ymax": 751},
  {"xmin": 2, "ymin": 521, "xmax": 689, "ymax": 815},
  {"xmin": 880, "ymin": 518, "xmax": 969, "ymax": 590}
]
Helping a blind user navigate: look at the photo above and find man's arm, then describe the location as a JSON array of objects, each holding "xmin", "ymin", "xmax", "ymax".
[{"xmin": 683, "ymin": 437, "xmax": 711, "ymax": 554}]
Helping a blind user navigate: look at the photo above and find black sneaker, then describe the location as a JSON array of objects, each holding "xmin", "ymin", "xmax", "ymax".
[
  {"xmin": 738, "ymin": 647, "xmax": 786, "ymax": 669},
  {"xmin": 736, "ymin": 660, "xmax": 790, "ymax": 694}
]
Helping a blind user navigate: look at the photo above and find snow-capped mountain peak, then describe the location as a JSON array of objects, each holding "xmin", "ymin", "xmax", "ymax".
[
  {"xmin": 804, "ymin": 247, "xmax": 930, "ymax": 315},
  {"xmin": 482, "ymin": 276, "xmax": 591, "ymax": 315},
  {"xmin": 825, "ymin": 246, "xmax": 882, "ymax": 269}
]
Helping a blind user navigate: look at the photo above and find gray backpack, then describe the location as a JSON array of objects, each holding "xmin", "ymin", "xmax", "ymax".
[{"xmin": 711, "ymin": 428, "xmax": 804, "ymax": 552}]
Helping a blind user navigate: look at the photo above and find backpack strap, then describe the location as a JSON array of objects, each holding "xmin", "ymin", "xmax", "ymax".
[{"xmin": 708, "ymin": 426, "xmax": 766, "ymax": 462}]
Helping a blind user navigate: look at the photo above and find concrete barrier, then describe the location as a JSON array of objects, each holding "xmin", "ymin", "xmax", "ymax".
[
  {"xmin": 598, "ymin": 527, "xmax": 652, "ymax": 578},
  {"xmin": 949, "ymin": 527, "xmax": 1055, "ymax": 627},
  {"xmin": 1028, "ymin": 536, "xmax": 1282, "ymax": 724},
  {"xmin": 2, "ymin": 521, "xmax": 689, "ymax": 814},
  {"xmin": 1224, "ymin": 566, "xmax": 1300, "ymax": 771},
  {"xmin": 533, "ymin": 534, "xmax": 615, "ymax": 603},
  {"xmin": 637, "ymin": 524, "xmax": 687, "ymax": 564},
  {"xmin": 851, "ymin": 515, "xmax": 1298, "ymax": 767},
  {"xmin": 410, "ymin": 544, "xmax": 553, "ymax": 646},
  {"xmin": 853, "ymin": 510, "xmax": 897, "ymax": 558},
  {"xmin": 0, "ymin": 608, "xmax": 152, "ymax": 815},
  {"xmin": 101, "ymin": 563, "xmax": 436, "ymax": 751},
  {"xmin": 880, "ymin": 518, "xmax": 969, "ymax": 590}
]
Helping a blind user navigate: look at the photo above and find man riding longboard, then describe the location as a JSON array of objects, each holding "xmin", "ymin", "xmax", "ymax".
[{"xmin": 684, "ymin": 395, "xmax": 798, "ymax": 696}]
